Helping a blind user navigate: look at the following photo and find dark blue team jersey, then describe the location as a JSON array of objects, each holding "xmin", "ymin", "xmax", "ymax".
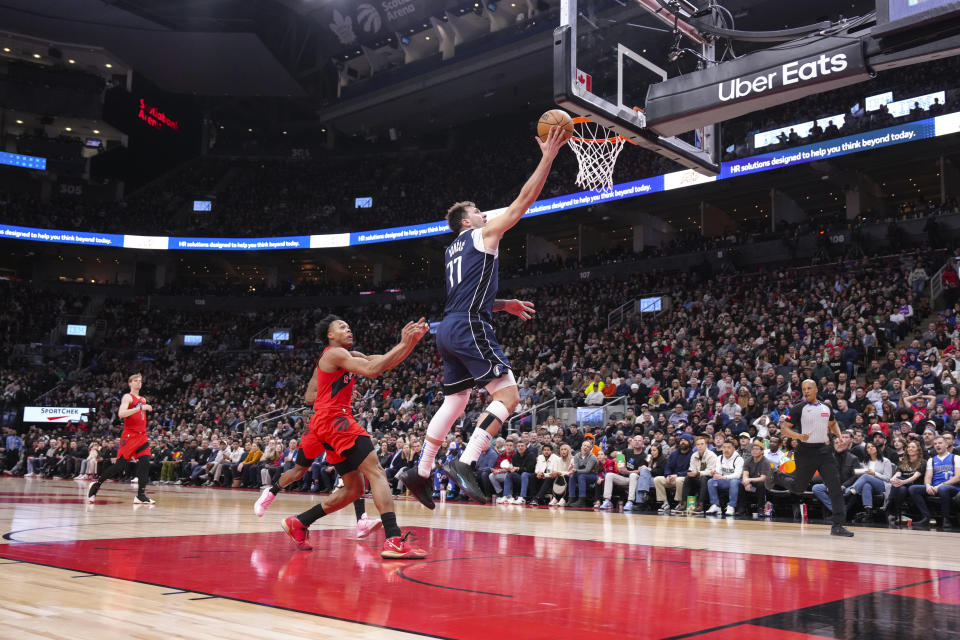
[{"xmin": 443, "ymin": 228, "xmax": 499, "ymax": 322}]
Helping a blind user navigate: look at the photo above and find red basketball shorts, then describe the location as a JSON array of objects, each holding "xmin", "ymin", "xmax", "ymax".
[
  {"xmin": 299, "ymin": 410, "xmax": 370, "ymax": 466},
  {"xmin": 117, "ymin": 432, "xmax": 151, "ymax": 460}
]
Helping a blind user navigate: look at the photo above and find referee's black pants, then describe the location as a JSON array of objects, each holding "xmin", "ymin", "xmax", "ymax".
[{"xmin": 783, "ymin": 443, "xmax": 846, "ymax": 526}]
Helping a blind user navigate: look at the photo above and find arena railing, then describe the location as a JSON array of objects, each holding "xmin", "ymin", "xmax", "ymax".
[
  {"xmin": 236, "ymin": 406, "xmax": 308, "ymax": 437},
  {"xmin": 607, "ymin": 295, "xmax": 668, "ymax": 329},
  {"xmin": 576, "ymin": 396, "xmax": 628, "ymax": 431},
  {"xmin": 505, "ymin": 398, "xmax": 557, "ymax": 435},
  {"xmin": 931, "ymin": 262, "xmax": 947, "ymax": 308}
]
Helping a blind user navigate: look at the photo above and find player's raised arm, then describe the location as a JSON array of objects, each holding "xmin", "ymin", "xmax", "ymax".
[
  {"xmin": 118, "ymin": 393, "xmax": 139, "ymax": 419},
  {"xmin": 483, "ymin": 126, "xmax": 569, "ymax": 242},
  {"xmin": 324, "ymin": 319, "xmax": 428, "ymax": 379}
]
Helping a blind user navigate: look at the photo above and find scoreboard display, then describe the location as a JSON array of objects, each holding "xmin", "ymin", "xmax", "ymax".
[{"xmin": 875, "ymin": 0, "xmax": 960, "ymax": 36}]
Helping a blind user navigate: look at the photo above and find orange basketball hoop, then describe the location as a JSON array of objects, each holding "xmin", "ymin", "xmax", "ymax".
[{"xmin": 568, "ymin": 116, "xmax": 635, "ymax": 192}]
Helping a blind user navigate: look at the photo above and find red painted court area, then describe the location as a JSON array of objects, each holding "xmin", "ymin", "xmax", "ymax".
[
  {"xmin": 0, "ymin": 527, "xmax": 953, "ymax": 639},
  {"xmin": 889, "ymin": 576, "xmax": 960, "ymax": 605}
]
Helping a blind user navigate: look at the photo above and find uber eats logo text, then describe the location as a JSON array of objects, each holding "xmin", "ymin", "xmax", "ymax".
[{"xmin": 718, "ymin": 54, "xmax": 849, "ymax": 102}]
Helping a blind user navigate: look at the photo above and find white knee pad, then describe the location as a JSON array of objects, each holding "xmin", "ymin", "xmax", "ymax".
[
  {"xmin": 483, "ymin": 400, "xmax": 510, "ymax": 424},
  {"xmin": 484, "ymin": 368, "xmax": 516, "ymax": 395}
]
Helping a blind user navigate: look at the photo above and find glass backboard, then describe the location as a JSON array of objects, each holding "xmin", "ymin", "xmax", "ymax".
[{"xmin": 554, "ymin": 0, "xmax": 720, "ymax": 175}]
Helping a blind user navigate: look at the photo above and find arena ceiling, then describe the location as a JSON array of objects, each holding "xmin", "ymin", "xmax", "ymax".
[
  {"xmin": 309, "ymin": 0, "xmax": 877, "ymax": 135},
  {"xmin": 0, "ymin": 0, "xmax": 307, "ymax": 96},
  {"xmin": 0, "ymin": 0, "xmax": 878, "ymax": 131}
]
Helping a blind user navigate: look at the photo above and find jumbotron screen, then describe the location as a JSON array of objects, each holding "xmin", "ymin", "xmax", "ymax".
[
  {"xmin": 876, "ymin": 0, "xmax": 960, "ymax": 35},
  {"xmin": 891, "ymin": 0, "xmax": 956, "ymax": 20}
]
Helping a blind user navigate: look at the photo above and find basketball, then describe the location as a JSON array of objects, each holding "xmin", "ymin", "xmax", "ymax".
[
  {"xmin": 537, "ymin": 109, "xmax": 574, "ymax": 141},
  {"xmin": 779, "ymin": 460, "xmax": 796, "ymax": 474}
]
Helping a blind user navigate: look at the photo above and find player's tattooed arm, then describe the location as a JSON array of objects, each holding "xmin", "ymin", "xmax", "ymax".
[{"xmin": 325, "ymin": 319, "xmax": 428, "ymax": 378}]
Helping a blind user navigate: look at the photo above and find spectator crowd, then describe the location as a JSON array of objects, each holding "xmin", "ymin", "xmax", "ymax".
[{"xmin": 4, "ymin": 242, "xmax": 960, "ymax": 531}]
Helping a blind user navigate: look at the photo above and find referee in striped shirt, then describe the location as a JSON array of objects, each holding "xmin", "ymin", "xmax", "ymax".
[{"xmin": 778, "ymin": 379, "xmax": 854, "ymax": 537}]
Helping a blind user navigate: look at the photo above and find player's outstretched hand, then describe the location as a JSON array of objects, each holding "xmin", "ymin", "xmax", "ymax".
[
  {"xmin": 501, "ymin": 299, "xmax": 535, "ymax": 321},
  {"xmin": 536, "ymin": 124, "xmax": 571, "ymax": 159},
  {"xmin": 414, "ymin": 318, "xmax": 430, "ymax": 339},
  {"xmin": 402, "ymin": 317, "xmax": 429, "ymax": 344}
]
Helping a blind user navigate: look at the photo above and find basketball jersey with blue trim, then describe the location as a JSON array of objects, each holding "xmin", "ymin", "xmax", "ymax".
[
  {"xmin": 443, "ymin": 228, "xmax": 498, "ymax": 322},
  {"xmin": 932, "ymin": 453, "xmax": 955, "ymax": 485}
]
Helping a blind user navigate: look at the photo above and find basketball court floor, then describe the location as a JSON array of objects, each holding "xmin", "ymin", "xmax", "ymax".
[{"xmin": 1, "ymin": 478, "xmax": 958, "ymax": 639}]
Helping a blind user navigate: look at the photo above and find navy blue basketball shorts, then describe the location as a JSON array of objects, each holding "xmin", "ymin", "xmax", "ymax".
[{"xmin": 436, "ymin": 313, "xmax": 512, "ymax": 394}]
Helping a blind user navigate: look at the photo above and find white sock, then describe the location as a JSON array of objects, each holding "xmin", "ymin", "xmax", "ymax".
[
  {"xmin": 417, "ymin": 390, "xmax": 470, "ymax": 477},
  {"xmin": 417, "ymin": 439, "xmax": 441, "ymax": 478},
  {"xmin": 460, "ymin": 429, "xmax": 492, "ymax": 465}
]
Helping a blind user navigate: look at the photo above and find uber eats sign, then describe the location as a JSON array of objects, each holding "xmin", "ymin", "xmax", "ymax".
[
  {"xmin": 718, "ymin": 53, "xmax": 853, "ymax": 102},
  {"xmin": 645, "ymin": 39, "xmax": 870, "ymax": 137}
]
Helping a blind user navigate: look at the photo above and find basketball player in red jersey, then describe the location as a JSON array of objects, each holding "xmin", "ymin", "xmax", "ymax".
[
  {"xmin": 254, "ymin": 365, "xmax": 382, "ymax": 540},
  {"xmin": 88, "ymin": 373, "xmax": 156, "ymax": 504},
  {"xmin": 276, "ymin": 314, "xmax": 430, "ymax": 559}
]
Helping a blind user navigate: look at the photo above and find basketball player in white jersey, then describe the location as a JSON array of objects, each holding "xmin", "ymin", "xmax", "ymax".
[{"xmin": 400, "ymin": 126, "xmax": 569, "ymax": 506}]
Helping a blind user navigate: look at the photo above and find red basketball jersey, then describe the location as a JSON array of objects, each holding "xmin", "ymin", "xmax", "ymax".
[
  {"xmin": 123, "ymin": 393, "xmax": 148, "ymax": 435},
  {"xmin": 313, "ymin": 347, "xmax": 356, "ymax": 414}
]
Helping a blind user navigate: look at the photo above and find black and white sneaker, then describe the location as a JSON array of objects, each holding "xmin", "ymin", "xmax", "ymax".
[
  {"xmin": 87, "ymin": 482, "xmax": 100, "ymax": 503},
  {"xmin": 442, "ymin": 460, "xmax": 486, "ymax": 504},
  {"xmin": 398, "ymin": 467, "xmax": 436, "ymax": 510},
  {"xmin": 133, "ymin": 495, "xmax": 156, "ymax": 505}
]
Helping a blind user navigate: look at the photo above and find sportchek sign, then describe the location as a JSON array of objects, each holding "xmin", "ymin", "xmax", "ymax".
[{"xmin": 23, "ymin": 406, "xmax": 91, "ymax": 423}]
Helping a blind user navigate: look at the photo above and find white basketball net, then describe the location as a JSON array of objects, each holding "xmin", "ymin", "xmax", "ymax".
[{"xmin": 568, "ymin": 119, "xmax": 627, "ymax": 192}]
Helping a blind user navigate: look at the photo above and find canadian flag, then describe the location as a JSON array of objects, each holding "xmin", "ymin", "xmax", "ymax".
[{"xmin": 575, "ymin": 69, "xmax": 592, "ymax": 93}]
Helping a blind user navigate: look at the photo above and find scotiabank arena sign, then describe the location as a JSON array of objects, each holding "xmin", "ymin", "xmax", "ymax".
[{"xmin": 23, "ymin": 406, "xmax": 91, "ymax": 423}]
